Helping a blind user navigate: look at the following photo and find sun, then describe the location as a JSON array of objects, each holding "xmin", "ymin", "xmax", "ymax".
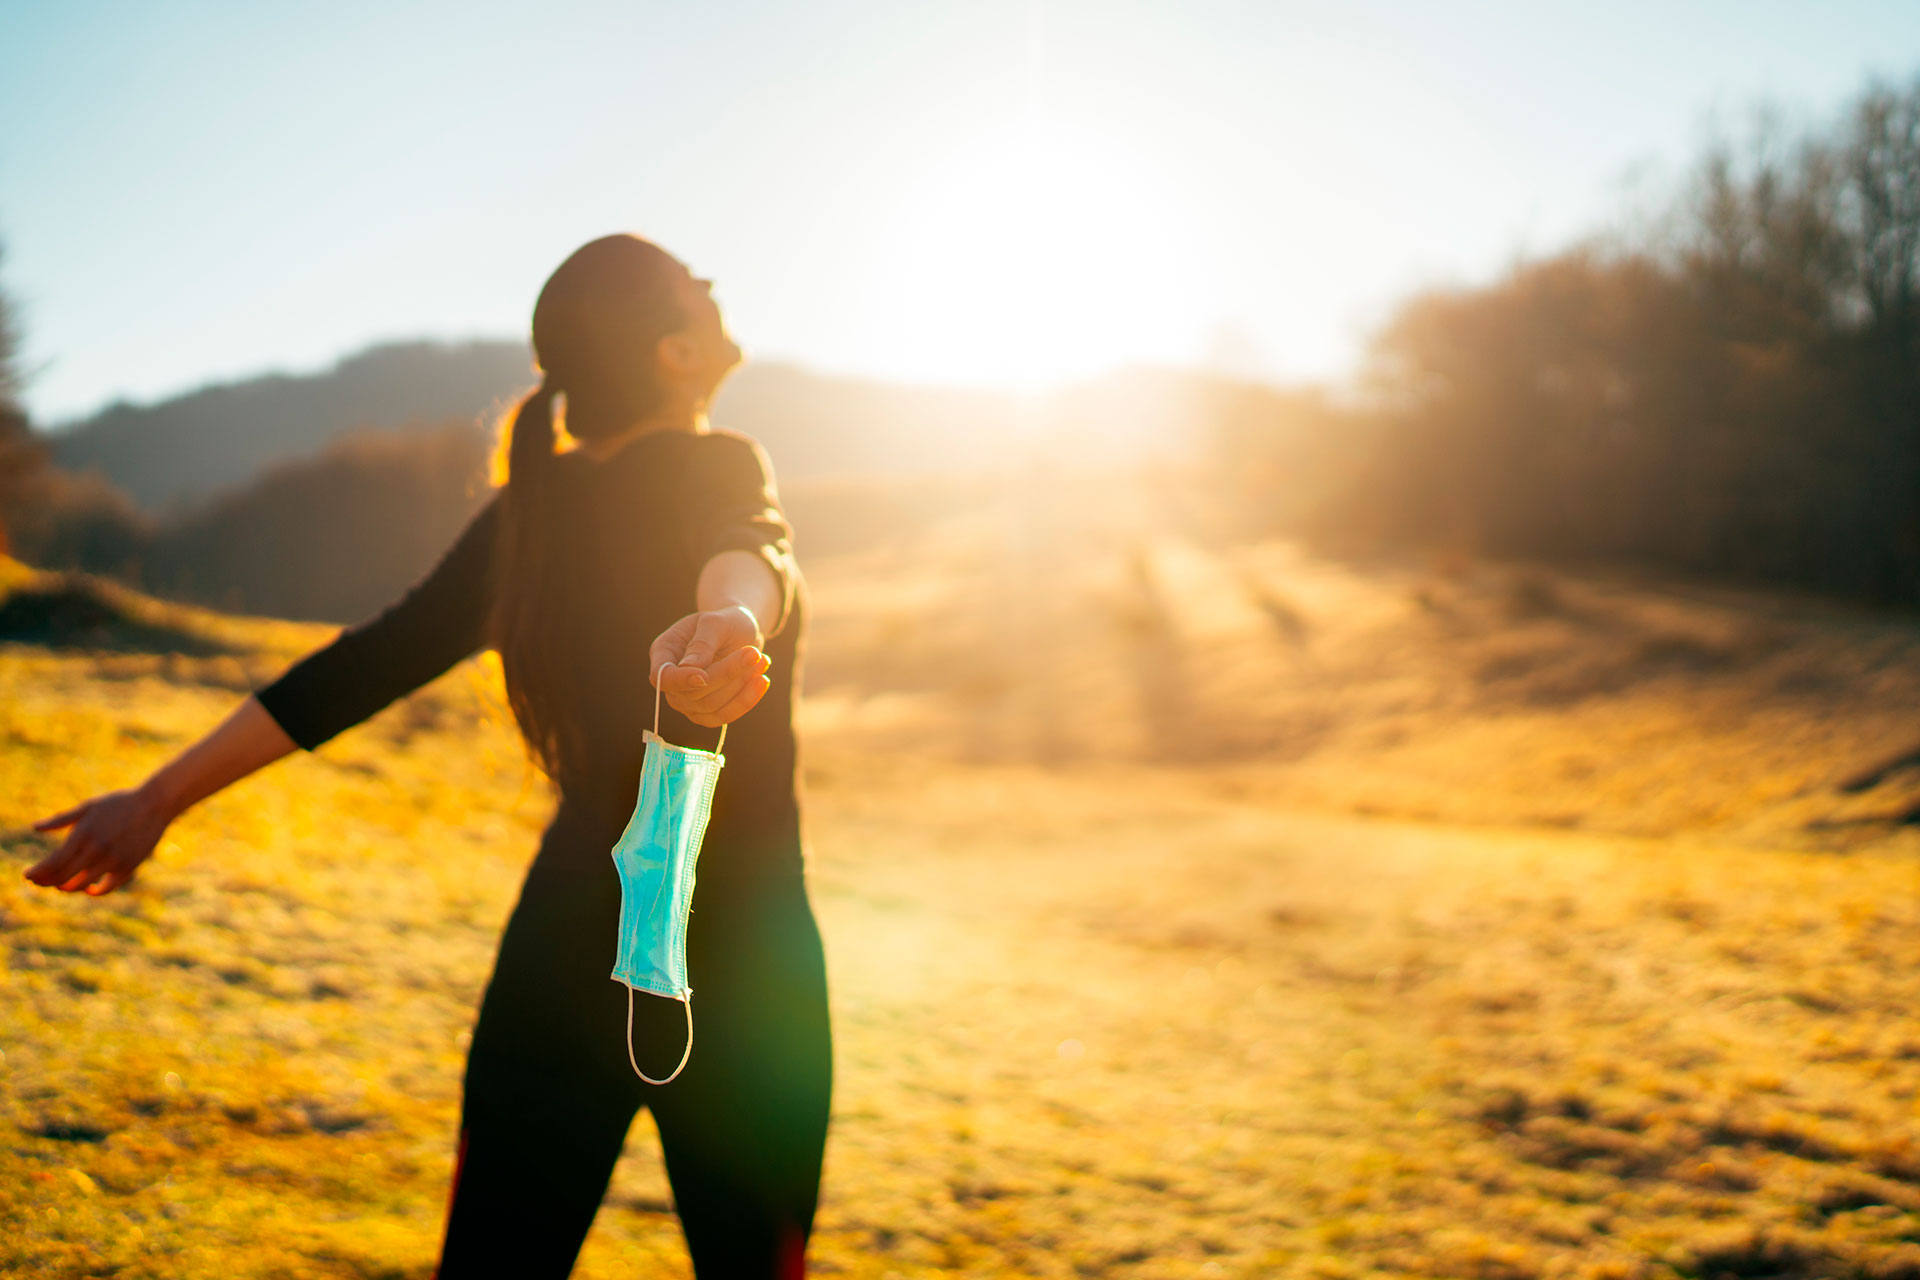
[{"xmin": 853, "ymin": 114, "xmax": 1209, "ymax": 390}]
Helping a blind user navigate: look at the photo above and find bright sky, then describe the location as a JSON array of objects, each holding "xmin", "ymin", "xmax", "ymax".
[{"xmin": 5, "ymin": 0, "xmax": 1920, "ymax": 425}]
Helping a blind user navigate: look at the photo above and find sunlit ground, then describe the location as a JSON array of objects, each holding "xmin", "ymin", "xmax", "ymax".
[{"xmin": 5, "ymin": 469, "xmax": 1920, "ymax": 1278}]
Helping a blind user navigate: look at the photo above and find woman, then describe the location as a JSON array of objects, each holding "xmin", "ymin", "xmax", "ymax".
[{"xmin": 24, "ymin": 234, "xmax": 834, "ymax": 1279}]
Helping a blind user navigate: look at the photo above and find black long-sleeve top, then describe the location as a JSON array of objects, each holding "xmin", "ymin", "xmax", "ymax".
[{"xmin": 253, "ymin": 427, "xmax": 808, "ymax": 883}]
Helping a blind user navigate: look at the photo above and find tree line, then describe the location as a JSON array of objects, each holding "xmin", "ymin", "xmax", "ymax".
[
  {"xmin": 1219, "ymin": 74, "xmax": 1920, "ymax": 608},
  {"xmin": 0, "ymin": 307, "xmax": 492, "ymax": 621}
]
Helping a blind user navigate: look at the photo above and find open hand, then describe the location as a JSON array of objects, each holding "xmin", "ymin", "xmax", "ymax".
[
  {"xmin": 24, "ymin": 787, "xmax": 173, "ymax": 896},
  {"xmin": 648, "ymin": 604, "xmax": 774, "ymax": 728}
]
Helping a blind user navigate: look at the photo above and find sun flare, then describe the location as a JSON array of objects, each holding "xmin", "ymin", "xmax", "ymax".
[{"xmin": 855, "ymin": 116, "xmax": 1210, "ymax": 390}]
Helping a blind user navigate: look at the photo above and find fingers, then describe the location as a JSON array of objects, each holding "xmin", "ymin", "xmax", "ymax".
[
  {"xmin": 652, "ymin": 609, "xmax": 773, "ymax": 730},
  {"xmin": 71, "ymin": 856, "xmax": 124, "ymax": 895},
  {"xmin": 33, "ymin": 803, "xmax": 87, "ymax": 832},
  {"xmin": 22, "ymin": 794, "xmax": 154, "ymax": 895},
  {"xmin": 25, "ymin": 835, "xmax": 87, "ymax": 887},
  {"xmin": 33, "ymin": 842, "xmax": 99, "ymax": 892},
  {"xmin": 660, "ymin": 645, "xmax": 764, "ymax": 705},
  {"xmin": 649, "ymin": 613, "xmax": 701, "ymax": 685},
  {"xmin": 31, "ymin": 843, "xmax": 135, "ymax": 895},
  {"xmin": 679, "ymin": 611, "xmax": 734, "ymax": 670},
  {"xmin": 708, "ymin": 644, "xmax": 767, "ymax": 684},
  {"xmin": 684, "ymin": 674, "xmax": 772, "ymax": 727},
  {"xmin": 650, "ymin": 608, "xmax": 762, "ymax": 703},
  {"xmin": 86, "ymin": 867, "xmax": 133, "ymax": 896},
  {"xmin": 658, "ymin": 662, "xmax": 712, "ymax": 698},
  {"xmin": 25, "ymin": 800, "xmax": 97, "ymax": 885},
  {"xmin": 669, "ymin": 608, "xmax": 759, "ymax": 672},
  {"xmin": 664, "ymin": 648, "xmax": 769, "ymax": 717},
  {"xmin": 678, "ymin": 647, "xmax": 766, "ymax": 709}
]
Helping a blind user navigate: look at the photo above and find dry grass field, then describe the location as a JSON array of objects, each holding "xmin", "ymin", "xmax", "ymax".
[{"xmin": 5, "ymin": 467, "xmax": 1920, "ymax": 1278}]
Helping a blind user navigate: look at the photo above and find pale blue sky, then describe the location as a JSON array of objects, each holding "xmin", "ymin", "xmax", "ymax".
[{"xmin": 4, "ymin": 0, "xmax": 1919, "ymax": 424}]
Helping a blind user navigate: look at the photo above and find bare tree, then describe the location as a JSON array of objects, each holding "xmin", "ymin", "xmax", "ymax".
[
  {"xmin": 1841, "ymin": 77, "xmax": 1920, "ymax": 346},
  {"xmin": 0, "ymin": 237, "xmax": 53, "ymax": 558}
]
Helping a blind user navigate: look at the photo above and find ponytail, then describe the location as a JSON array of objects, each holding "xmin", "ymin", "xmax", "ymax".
[
  {"xmin": 488, "ymin": 376, "xmax": 582, "ymax": 786},
  {"xmin": 507, "ymin": 378, "xmax": 561, "ymax": 487}
]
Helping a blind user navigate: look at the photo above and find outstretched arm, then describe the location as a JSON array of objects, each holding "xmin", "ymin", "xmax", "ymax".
[
  {"xmin": 649, "ymin": 550, "xmax": 782, "ymax": 727},
  {"xmin": 25, "ymin": 695, "xmax": 297, "ymax": 895},
  {"xmin": 649, "ymin": 434, "xmax": 798, "ymax": 728},
  {"xmin": 26, "ymin": 491, "xmax": 504, "ymax": 896}
]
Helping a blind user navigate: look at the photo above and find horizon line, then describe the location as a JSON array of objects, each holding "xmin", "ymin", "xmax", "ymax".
[{"xmin": 32, "ymin": 332, "xmax": 1315, "ymax": 434}]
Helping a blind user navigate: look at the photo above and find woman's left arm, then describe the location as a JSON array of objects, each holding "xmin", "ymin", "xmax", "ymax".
[
  {"xmin": 651, "ymin": 433, "xmax": 797, "ymax": 727},
  {"xmin": 25, "ymin": 492, "xmax": 503, "ymax": 895},
  {"xmin": 24, "ymin": 695, "xmax": 298, "ymax": 895},
  {"xmin": 649, "ymin": 551, "xmax": 781, "ymax": 727}
]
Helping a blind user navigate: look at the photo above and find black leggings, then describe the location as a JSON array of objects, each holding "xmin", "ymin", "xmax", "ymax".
[{"xmin": 433, "ymin": 807, "xmax": 833, "ymax": 1278}]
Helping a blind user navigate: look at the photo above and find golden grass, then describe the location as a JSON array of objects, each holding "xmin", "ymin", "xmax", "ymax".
[
  {"xmin": 4, "ymin": 474, "xmax": 1920, "ymax": 1278},
  {"xmin": 793, "ymin": 469, "xmax": 1920, "ymax": 853}
]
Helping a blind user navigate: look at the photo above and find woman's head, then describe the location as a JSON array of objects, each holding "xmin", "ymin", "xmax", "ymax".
[
  {"xmin": 489, "ymin": 233, "xmax": 742, "ymax": 784},
  {"xmin": 531, "ymin": 234, "xmax": 743, "ymax": 441}
]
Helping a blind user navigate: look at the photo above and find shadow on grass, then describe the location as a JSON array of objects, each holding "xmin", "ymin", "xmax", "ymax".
[{"xmin": 0, "ymin": 573, "xmax": 236, "ymax": 656}]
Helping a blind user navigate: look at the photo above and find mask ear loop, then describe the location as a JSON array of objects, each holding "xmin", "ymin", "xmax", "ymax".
[
  {"xmin": 653, "ymin": 661, "xmax": 727, "ymax": 755},
  {"xmin": 626, "ymin": 985, "xmax": 693, "ymax": 1086}
]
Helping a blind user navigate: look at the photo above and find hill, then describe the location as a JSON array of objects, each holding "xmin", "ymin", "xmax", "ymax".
[
  {"xmin": 43, "ymin": 340, "xmax": 1220, "ymax": 517},
  {"xmin": 47, "ymin": 341, "xmax": 533, "ymax": 515}
]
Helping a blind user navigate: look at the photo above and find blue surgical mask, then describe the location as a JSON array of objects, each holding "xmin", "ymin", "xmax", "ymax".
[{"xmin": 609, "ymin": 665, "xmax": 726, "ymax": 1084}]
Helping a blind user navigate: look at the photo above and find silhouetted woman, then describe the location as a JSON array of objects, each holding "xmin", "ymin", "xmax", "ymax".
[{"xmin": 26, "ymin": 234, "xmax": 834, "ymax": 1278}]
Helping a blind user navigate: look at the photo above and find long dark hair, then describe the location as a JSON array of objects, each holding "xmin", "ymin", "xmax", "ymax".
[{"xmin": 488, "ymin": 234, "xmax": 691, "ymax": 782}]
